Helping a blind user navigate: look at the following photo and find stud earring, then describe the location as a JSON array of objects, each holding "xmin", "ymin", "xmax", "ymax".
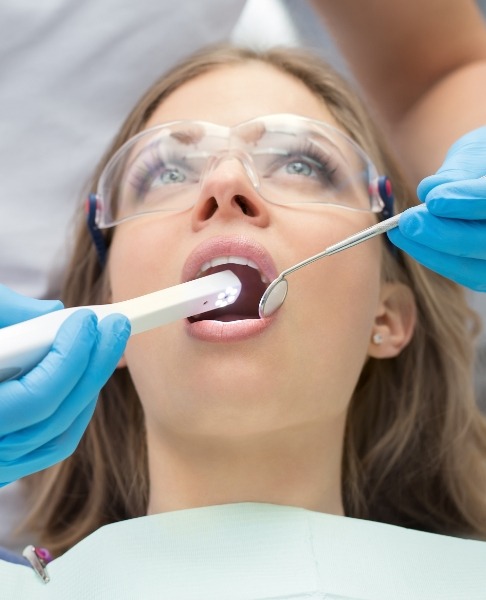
[{"xmin": 372, "ymin": 332, "xmax": 383, "ymax": 345}]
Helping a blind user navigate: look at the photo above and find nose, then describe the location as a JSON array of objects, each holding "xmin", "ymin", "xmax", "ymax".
[{"xmin": 191, "ymin": 156, "xmax": 271, "ymax": 231}]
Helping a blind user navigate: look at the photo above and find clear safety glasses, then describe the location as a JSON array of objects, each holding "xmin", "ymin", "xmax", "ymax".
[{"xmin": 91, "ymin": 114, "xmax": 389, "ymax": 229}]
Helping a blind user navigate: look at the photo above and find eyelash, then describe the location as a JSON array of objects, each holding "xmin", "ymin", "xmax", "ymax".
[
  {"xmin": 127, "ymin": 140, "xmax": 340, "ymax": 200},
  {"xmin": 265, "ymin": 141, "xmax": 339, "ymax": 182},
  {"xmin": 129, "ymin": 149, "xmax": 191, "ymax": 199}
]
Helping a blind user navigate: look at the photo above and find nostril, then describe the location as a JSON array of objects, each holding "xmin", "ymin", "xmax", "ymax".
[
  {"xmin": 196, "ymin": 194, "xmax": 260, "ymax": 223},
  {"xmin": 201, "ymin": 198, "xmax": 218, "ymax": 221},
  {"xmin": 234, "ymin": 195, "xmax": 253, "ymax": 216}
]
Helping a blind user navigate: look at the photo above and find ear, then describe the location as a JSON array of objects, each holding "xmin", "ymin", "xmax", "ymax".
[{"xmin": 368, "ymin": 282, "xmax": 416, "ymax": 359}]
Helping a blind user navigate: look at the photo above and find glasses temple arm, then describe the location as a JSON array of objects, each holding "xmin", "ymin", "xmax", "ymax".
[{"xmin": 86, "ymin": 194, "xmax": 108, "ymax": 268}]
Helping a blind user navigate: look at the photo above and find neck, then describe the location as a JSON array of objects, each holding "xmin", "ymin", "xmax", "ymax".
[{"xmin": 146, "ymin": 418, "xmax": 345, "ymax": 516}]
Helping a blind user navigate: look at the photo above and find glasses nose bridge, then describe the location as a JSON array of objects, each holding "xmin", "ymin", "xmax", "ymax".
[{"xmin": 202, "ymin": 146, "xmax": 261, "ymax": 191}]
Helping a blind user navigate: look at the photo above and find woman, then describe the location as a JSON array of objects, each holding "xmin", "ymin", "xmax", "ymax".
[{"xmin": 10, "ymin": 45, "xmax": 486, "ymax": 596}]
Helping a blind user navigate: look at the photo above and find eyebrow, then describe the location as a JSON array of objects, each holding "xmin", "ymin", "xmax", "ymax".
[
  {"xmin": 169, "ymin": 125, "xmax": 206, "ymax": 145},
  {"xmin": 235, "ymin": 121, "xmax": 267, "ymax": 144}
]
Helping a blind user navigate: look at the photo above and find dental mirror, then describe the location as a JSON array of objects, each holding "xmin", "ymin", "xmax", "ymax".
[{"xmin": 259, "ymin": 213, "xmax": 402, "ymax": 318}]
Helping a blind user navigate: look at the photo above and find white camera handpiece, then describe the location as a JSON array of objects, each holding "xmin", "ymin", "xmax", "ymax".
[{"xmin": 0, "ymin": 270, "xmax": 241, "ymax": 383}]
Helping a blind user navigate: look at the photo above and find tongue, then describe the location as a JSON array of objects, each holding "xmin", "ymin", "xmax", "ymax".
[{"xmin": 191, "ymin": 264, "xmax": 266, "ymax": 322}]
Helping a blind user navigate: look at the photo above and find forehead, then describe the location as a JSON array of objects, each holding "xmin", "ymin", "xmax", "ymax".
[{"xmin": 145, "ymin": 62, "xmax": 340, "ymax": 130}]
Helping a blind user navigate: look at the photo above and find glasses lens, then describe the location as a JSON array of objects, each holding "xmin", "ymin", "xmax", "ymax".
[
  {"xmin": 98, "ymin": 117, "xmax": 381, "ymax": 227},
  {"xmin": 100, "ymin": 124, "xmax": 221, "ymax": 226},
  {"xmin": 247, "ymin": 120, "xmax": 377, "ymax": 212}
]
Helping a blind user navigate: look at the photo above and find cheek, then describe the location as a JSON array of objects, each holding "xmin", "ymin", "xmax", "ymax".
[
  {"xmin": 107, "ymin": 218, "xmax": 191, "ymax": 414},
  {"xmin": 281, "ymin": 221, "xmax": 383, "ymax": 401},
  {"xmin": 296, "ymin": 234, "xmax": 382, "ymax": 334},
  {"xmin": 108, "ymin": 217, "xmax": 186, "ymax": 300},
  {"xmin": 122, "ymin": 331, "xmax": 166, "ymax": 408},
  {"xmin": 281, "ymin": 208, "xmax": 382, "ymax": 326}
]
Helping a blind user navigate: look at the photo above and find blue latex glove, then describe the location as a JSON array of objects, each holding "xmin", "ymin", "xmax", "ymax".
[
  {"xmin": 387, "ymin": 126, "xmax": 486, "ymax": 291},
  {"xmin": 0, "ymin": 285, "xmax": 130, "ymax": 486}
]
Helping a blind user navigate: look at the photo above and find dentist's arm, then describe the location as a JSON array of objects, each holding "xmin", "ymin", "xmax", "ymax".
[
  {"xmin": 0, "ymin": 285, "xmax": 130, "ymax": 486},
  {"xmin": 309, "ymin": 0, "xmax": 486, "ymax": 290}
]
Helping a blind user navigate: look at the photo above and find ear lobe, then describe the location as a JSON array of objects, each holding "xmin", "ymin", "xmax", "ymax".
[{"xmin": 368, "ymin": 282, "xmax": 416, "ymax": 359}]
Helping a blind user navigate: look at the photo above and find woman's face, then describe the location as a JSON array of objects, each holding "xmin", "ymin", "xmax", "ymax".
[{"xmin": 108, "ymin": 62, "xmax": 399, "ymax": 438}]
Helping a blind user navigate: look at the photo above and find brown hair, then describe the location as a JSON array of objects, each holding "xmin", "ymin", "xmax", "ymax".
[{"xmin": 23, "ymin": 45, "xmax": 486, "ymax": 554}]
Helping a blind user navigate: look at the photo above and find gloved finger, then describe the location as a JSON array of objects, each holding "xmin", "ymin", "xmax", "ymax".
[
  {"xmin": 0, "ymin": 397, "xmax": 98, "ymax": 483},
  {"xmin": 62, "ymin": 312, "xmax": 130, "ymax": 411},
  {"xmin": 0, "ymin": 310, "xmax": 98, "ymax": 436},
  {"xmin": 417, "ymin": 126, "xmax": 486, "ymax": 200},
  {"xmin": 0, "ymin": 313, "xmax": 130, "ymax": 459},
  {"xmin": 394, "ymin": 205, "xmax": 486, "ymax": 260},
  {"xmin": 0, "ymin": 391, "xmax": 97, "ymax": 462},
  {"xmin": 0, "ymin": 284, "xmax": 63, "ymax": 328},
  {"xmin": 387, "ymin": 228, "xmax": 486, "ymax": 292},
  {"xmin": 419, "ymin": 178, "xmax": 486, "ymax": 220}
]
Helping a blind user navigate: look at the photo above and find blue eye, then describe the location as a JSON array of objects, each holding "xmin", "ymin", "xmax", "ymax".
[
  {"xmin": 129, "ymin": 155, "xmax": 193, "ymax": 201},
  {"xmin": 158, "ymin": 168, "xmax": 186, "ymax": 184},
  {"xmin": 285, "ymin": 160, "xmax": 313, "ymax": 177},
  {"xmin": 259, "ymin": 143, "xmax": 338, "ymax": 187}
]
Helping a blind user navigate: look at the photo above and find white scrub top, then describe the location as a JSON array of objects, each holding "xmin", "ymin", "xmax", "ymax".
[
  {"xmin": 2, "ymin": 503, "xmax": 485, "ymax": 599},
  {"xmin": 0, "ymin": 0, "xmax": 246, "ymax": 300}
]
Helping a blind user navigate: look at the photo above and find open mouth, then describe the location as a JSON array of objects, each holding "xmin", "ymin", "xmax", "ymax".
[{"xmin": 189, "ymin": 259, "xmax": 269, "ymax": 323}]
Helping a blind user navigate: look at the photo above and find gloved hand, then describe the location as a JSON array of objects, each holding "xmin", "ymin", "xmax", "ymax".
[
  {"xmin": 387, "ymin": 126, "xmax": 486, "ymax": 291},
  {"xmin": 0, "ymin": 285, "xmax": 130, "ymax": 486}
]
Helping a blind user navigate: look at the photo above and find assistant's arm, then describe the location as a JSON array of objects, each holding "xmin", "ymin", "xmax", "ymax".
[{"xmin": 310, "ymin": 0, "xmax": 486, "ymax": 185}]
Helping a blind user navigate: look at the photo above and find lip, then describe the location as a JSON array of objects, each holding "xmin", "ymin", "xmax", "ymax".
[
  {"xmin": 182, "ymin": 235, "xmax": 279, "ymax": 283},
  {"xmin": 182, "ymin": 235, "xmax": 279, "ymax": 342}
]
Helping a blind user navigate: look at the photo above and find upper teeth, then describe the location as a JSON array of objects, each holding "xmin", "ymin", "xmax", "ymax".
[{"xmin": 197, "ymin": 255, "xmax": 269, "ymax": 284}]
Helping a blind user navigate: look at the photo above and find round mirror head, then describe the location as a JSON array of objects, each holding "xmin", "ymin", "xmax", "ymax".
[{"xmin": 258, "ymin": 278, "xmax": 288, "ymax": 318}]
